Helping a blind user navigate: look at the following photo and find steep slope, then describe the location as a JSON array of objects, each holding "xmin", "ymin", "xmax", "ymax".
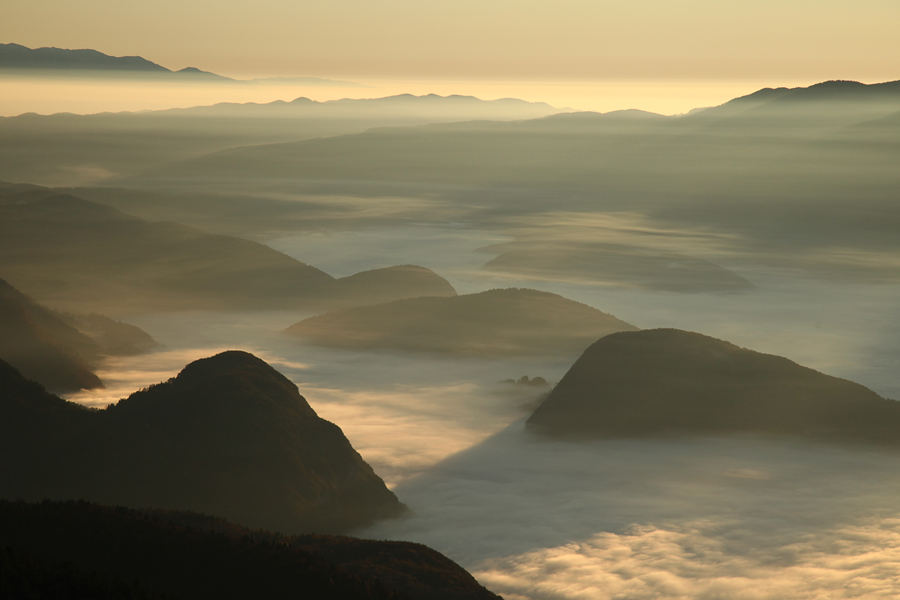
[
  {"xmin": 0, "ymin": 190, "xmax": 335, "ymax": 312},
  {"xmin": 0, "ymin": 352, "xmax": 407, "ymax": 534},
  {"xmin": 0, "ymin": 277, "xmax": 103, "ymax": 392},
  {"xmin": 527, "ymin": 329, "xmax": 900, "ymax": 443},
  {"xmin": 0, "ymin": 187, "xmax": 460, "ymax": 313},
  {"xmin": 286, "ymin": 288, "xmax": 638, "ymax": 357}
]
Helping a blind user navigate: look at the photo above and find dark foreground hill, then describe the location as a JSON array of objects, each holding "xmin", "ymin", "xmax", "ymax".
[
  {"xmin": 285, "ymin": 288, "xmax": 638, "ymax": 357},
  {"xmin": 0, "ymin": 500, "xmax": 501, "ymax": 600},
  {"xmin": 0, "ymin": 276, "xmax": 156, "ymax": 392},
  {"xmin": 527, "ymin": 329, "xmax": 900, "ymax": 443},
  {"xmin": 0, "ymin": 351, "xmax": 406, "ymax": 533}
]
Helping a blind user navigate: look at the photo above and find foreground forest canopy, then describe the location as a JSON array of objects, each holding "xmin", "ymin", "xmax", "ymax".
[{"xmin": 0, "ymin": 499, "xmax": 500, "ymax": 600}]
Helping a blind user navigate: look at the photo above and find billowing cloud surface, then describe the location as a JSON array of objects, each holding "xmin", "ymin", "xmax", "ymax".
[{"xmin": 359, "ymin": 423, "xmax": 900, "ymax": 600}]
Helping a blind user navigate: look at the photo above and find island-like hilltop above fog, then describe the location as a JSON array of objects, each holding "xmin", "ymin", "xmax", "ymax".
[{"xmin": 527, "ymin": 329, "xmax": 900, "ymax": 445}]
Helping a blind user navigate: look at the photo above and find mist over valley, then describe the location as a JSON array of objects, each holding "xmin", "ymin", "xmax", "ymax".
[{"xmin": 2, "ymin": 35, "xmax": 900, "ymax": 599}]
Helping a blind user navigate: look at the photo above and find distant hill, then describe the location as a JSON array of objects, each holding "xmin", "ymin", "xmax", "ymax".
[
  {"xmin": 0, "ymin": 42, "xmax": 229, "ymax": 79},
  {"xmin": 324, "ymin": 265, "xmax": 457, "ymax": 308},
  {"xmin": 527, "ymin": 329, "xmax": 900, "ymax": 444},
  {"xmin": 285, "ymin": 288, "xmax": 638, "ymax": 357},
  {"xmin": 0, "ymin": 277, "xmax": 156, "ymax": 392},
  {"xmin": 0, "ymin": 351, "xmax": 407, "ymax": 533},
  {"xmin": 0, "ymin": 499, "xmax": 502, "ymax": 600}
]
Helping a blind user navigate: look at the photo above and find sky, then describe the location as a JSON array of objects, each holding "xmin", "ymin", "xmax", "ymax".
[
  {"xmin": 4, "ymin": 0, "xmax": 900, "ymax": 81},
  {"xmin": 3, "ymin": 1, "xmax": 899, "ymax": 115}
]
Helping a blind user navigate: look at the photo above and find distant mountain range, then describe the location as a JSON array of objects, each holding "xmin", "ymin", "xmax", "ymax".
[
  {"xmin": 0, "ymin": 350, "xmax": 406, "ymax": 533},
  {"xmin": 527, "ymin": 329, "xmax": 900, "ymax": 444},
  {"xmin": 0, "ymin": 42, "xmax": 227, "ymax": 78}
]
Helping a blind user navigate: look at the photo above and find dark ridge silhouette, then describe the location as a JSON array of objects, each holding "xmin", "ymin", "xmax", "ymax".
[
  {"xmin": 0, "ymin": 500, "xmax": 501, "ymax": 600},
  {"xmin": 0, "ymin": 276, "xmax": 102, "ymax": 392},
  {"xmin": 0, "ymin": 42, "xmax": 230, "ymax": 80},
  {"xmin": 527, "ymin": 328, "xmax": 900, "ymax": 444},
  {"xmin": 0, "ymin": 352, "xmax": 407, "ymax": 534},
  {"xmin": 0, "ymin": 42, "xmax": 169, "ymax": 72},
  {"xmin": 0, "ymin": 276, "xmax": 157, "ymax": 392},
  {"xmin": 286, "ymin": 288, "xmax": 638, "ymax": 357}
]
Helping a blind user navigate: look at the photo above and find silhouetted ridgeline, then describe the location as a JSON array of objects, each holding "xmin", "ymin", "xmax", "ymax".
[
  {"xmin": 0, "ymin": 351, "xmax": 406, "ymax": 534},
  {"xmin": 285, "ymin": 288, "xmax": 638, "ymax": 357},
  {"xmin": 0, "ymin": 276, "xmax": 156, "ymax": 392},
  {"xmin": 527, "ymin": 329, "xmax": 900, "ymax": 444},
  {"xmin": 0, "ymin": 185, "xmax": 454, "ymax": 313},
  {"xmin": 0, "ymin": 42, "xmax": 225, "ymax": 79},
  {"xmin": 0, "ymin": 500, "xmax": 499, "ymax": 599}
]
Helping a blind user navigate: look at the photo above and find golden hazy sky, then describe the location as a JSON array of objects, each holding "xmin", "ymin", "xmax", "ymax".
[{"xmin": 4, "ymin": 0, "xmax": 899, "ymax": 81}]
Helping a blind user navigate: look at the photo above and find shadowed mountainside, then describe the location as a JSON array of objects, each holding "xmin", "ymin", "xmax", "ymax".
[
  {"xmin": 0, "ymin": 186, "xmax": 452, "ymax": 313},
  {"xmin": 286, "ymin": 288, "xmax": 638, "ymax": 357},
  {"xmin": 0, "ymin": 277, "xmax": 156, "ymax": 392},
  {"xmin": 0, "ymin": 500, "xmax": 502, "ymax": 600},
  {"xmin": 527, "ymin": 328, "xmax": 900, "ymax": 443},
  {"xmin": 0, "ymin": 351, "xmax": 407, "ymax": 534}
]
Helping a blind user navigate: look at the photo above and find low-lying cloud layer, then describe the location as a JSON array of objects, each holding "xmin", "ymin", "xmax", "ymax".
[{"xmin": 359, "ymin": 423, "xmax": 900, "ymax": 599}]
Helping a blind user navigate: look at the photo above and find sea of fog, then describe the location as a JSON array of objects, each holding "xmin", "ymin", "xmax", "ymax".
[{"xmin": 67, "ymin": 221, "xmax": 900, "ymax": 599}]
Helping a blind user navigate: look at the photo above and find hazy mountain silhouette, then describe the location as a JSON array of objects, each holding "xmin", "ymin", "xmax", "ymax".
[
  {"xmin": 691, "ymin": 79, "xmax": 900, "ymax": 127},
  {"xmin": 0, "ymin": 187, "xmax": 451, "ymax": 314},
  {"xmin": 527, "ymin": 329, "xmax": 900, "ymax": 443},
  {"xmin": 0, "ymin": 94, "xmax": 566, "ymax": 186},
  {"xmin": 286, "ymin": 288, "xmax": 638, "ymax": 357},
  {"xmin": 0, "ymin": 500, "xmax": 502, "ymax": 600},
  {"xmin": 325, "ymin": 265, "xmax": 457, "ymax": 307},
  {"xmin": 0, "ymin": 277, "xmax": 156, "ymax": 392},
  {"xmin": 0, "ymin": 42, "xmax": 231, "ymax": 80},
  {"xmin": 134, "ymin": 79, "xmax": 900, "ymax": 283},
  {"xmin": 0, "ymin": 190, "xmax": 334, "ymax": 312},
  {"xmin": 0, "ymin": 351, "xmax": 407, "ymax": 533}
]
